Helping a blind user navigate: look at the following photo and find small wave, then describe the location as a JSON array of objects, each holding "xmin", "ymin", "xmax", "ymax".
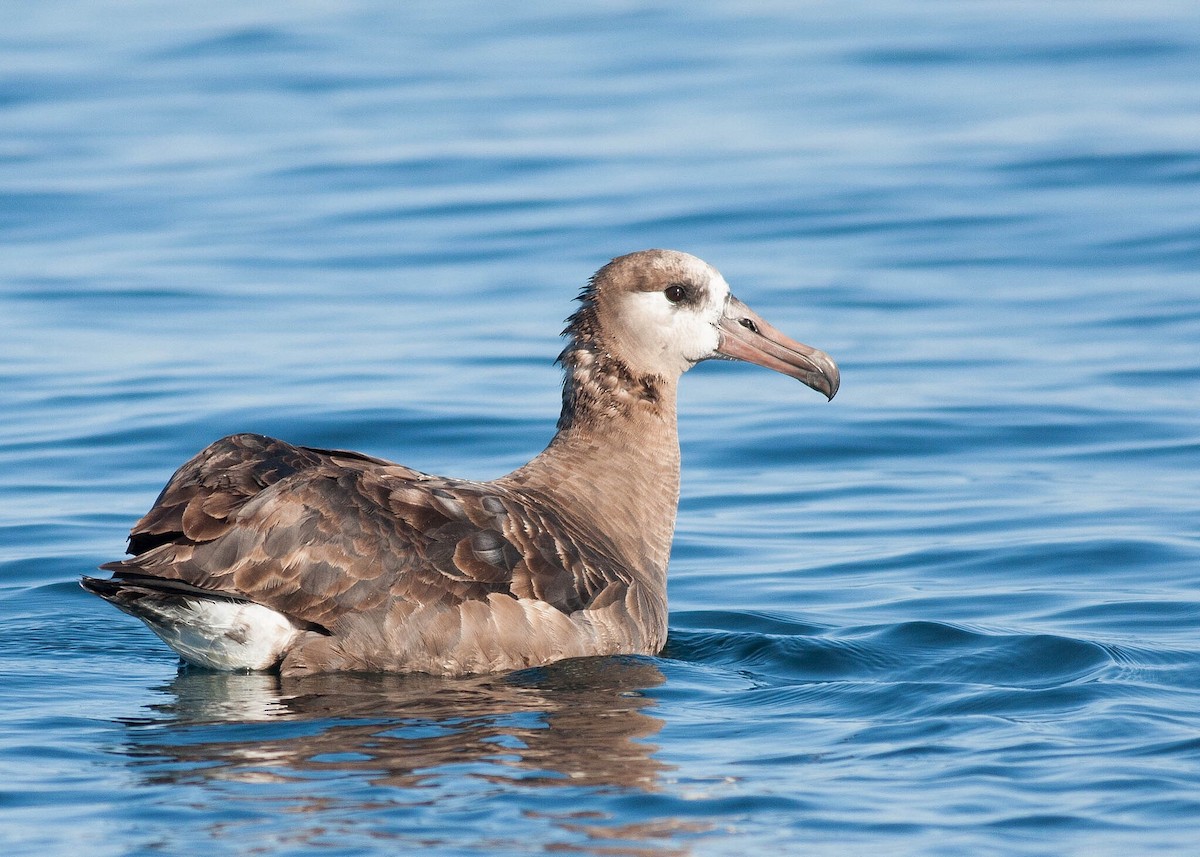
[{"xmin": 667, "ymin": 613, "xmax": 1117, "ymax": 721}]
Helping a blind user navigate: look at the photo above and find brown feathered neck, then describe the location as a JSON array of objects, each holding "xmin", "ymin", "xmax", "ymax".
[
  {"xmin": 554, "ymin": 275, "xmax": 672, "ymax": 432},
  {"xmin": 497, "ymin": 277, "xmax": 683, "ymax": 581}
]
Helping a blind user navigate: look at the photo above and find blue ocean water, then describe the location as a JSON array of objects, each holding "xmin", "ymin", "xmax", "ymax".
[{"xmin": 2, "ymin": 1, "xmax": 1199, "ymax": 854}]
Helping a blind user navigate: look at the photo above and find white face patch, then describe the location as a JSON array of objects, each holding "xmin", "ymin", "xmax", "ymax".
[{"xmin": 608, "ymin": 265, "xmax": 730, "ymax": 378}]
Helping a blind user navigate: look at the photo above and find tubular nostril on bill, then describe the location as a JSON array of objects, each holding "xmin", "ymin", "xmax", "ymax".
[{"xmin": 739, "ymin": 317, "xmax": 759, "ymax": 333}]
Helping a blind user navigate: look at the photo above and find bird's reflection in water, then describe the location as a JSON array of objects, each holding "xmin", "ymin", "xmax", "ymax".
[{"xmin": 122, "ymin": 656, "xmax": 670, "ymax": 793}]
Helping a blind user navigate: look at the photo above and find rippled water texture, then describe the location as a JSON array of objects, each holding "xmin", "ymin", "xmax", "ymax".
[{"xmin": 3, "ymin": 2, "xmax": 1199, "ymax": 855}]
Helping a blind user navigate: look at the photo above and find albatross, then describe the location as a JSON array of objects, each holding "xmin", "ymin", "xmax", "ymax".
[{"xmin": 82, "ymin": 249, "xmax": 839, "ymax": 675}]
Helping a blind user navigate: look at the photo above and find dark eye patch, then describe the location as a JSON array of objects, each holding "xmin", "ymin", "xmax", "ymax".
[{"xmin": 664, "ymin": 284, "xmax": 687, "ymax": 304}]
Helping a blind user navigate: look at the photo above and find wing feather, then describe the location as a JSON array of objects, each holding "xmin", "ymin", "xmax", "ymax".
[
  {"xmin": 123, "ymin": 433, "xmax": 405, "ymax": 554},
  {"xmin": 103, "ymin": 435, "xmax": 632, "ymax": 635}
]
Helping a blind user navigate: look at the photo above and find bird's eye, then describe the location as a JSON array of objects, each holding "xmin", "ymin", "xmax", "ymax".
[{"xmin": 664, "ymin": 284, "xmax": 687, "ymax": 304}]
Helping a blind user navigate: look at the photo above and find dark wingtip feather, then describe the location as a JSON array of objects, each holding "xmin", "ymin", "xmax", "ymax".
[{"xmin": 80, "ymin": 575, "xmax": 119, "ymax": 599}]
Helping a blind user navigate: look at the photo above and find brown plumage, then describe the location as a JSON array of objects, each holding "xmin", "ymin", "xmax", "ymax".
[{"xmin": 82, "ymin": 249, "xmax": 839, "ymax": 675}]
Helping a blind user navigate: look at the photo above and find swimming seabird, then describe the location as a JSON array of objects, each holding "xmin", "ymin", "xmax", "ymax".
[{"xmin": 82, "ymin": 249, "xmax": 839, "ymax": 675}]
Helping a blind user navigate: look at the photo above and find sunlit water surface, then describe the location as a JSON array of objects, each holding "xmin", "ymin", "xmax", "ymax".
[{"xmin": 3, "ymin": 2, "xmax": 1199, "ymax": 855}]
